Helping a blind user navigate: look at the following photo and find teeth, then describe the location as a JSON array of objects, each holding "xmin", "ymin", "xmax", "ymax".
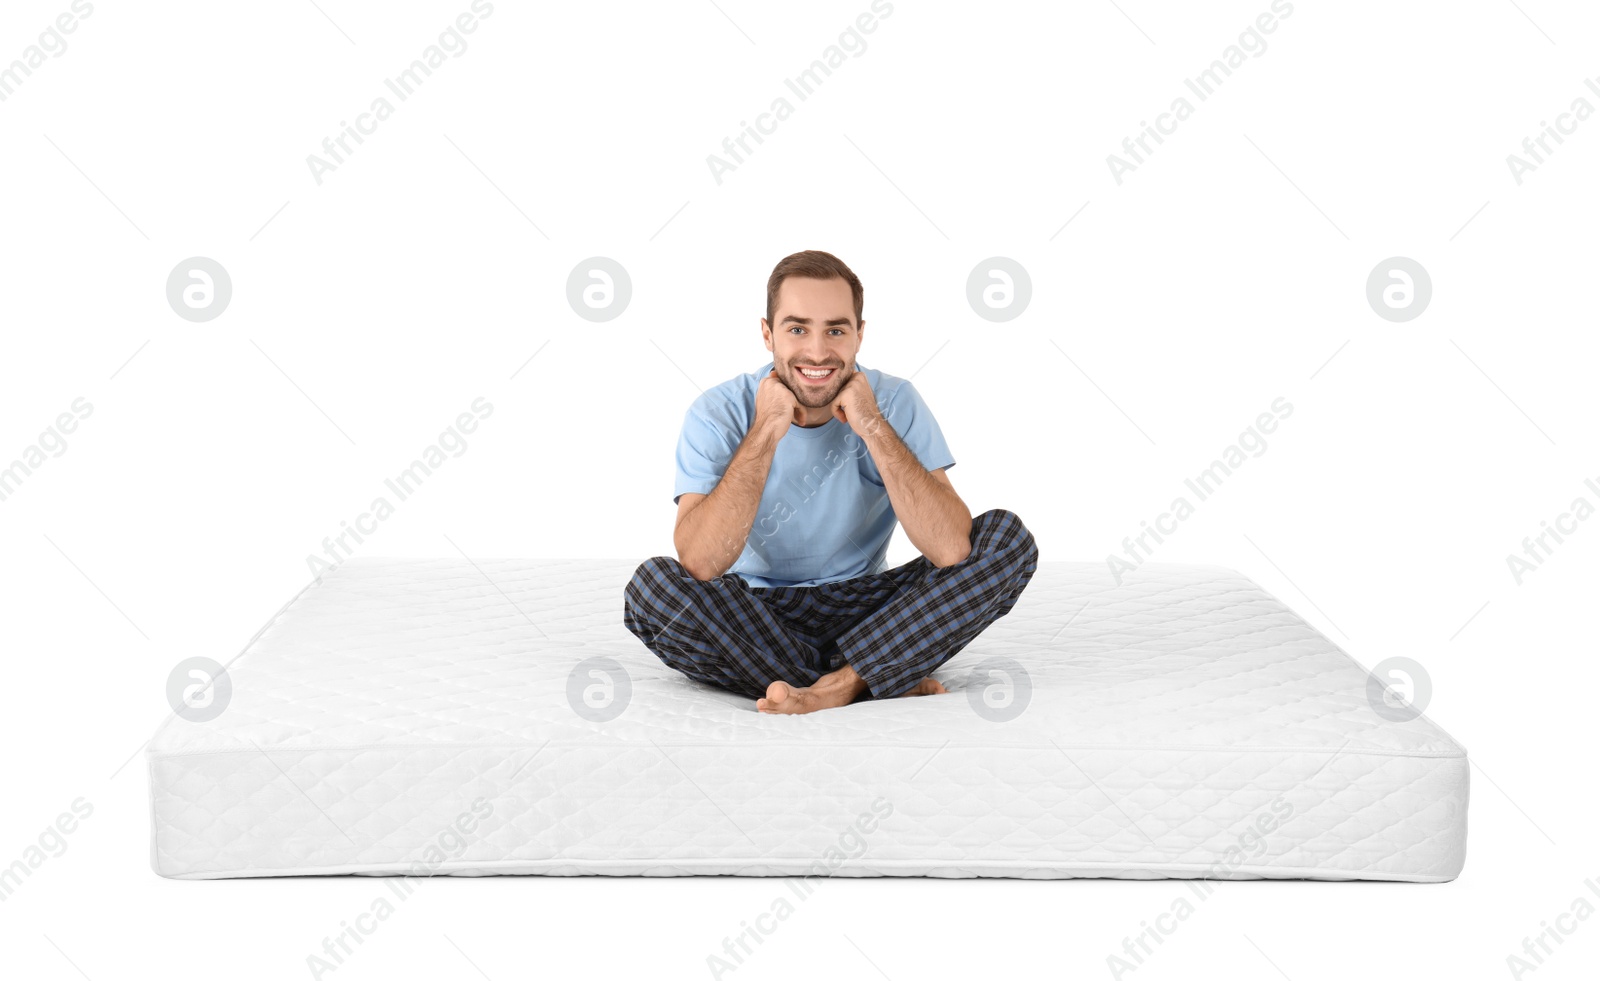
[{"xmin": 800, "ymin": 368, "xmax": 833, "ymax": 377}]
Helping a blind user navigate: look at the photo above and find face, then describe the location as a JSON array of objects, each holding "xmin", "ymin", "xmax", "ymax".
[{"xmin": 762, "ymin": 276, "xmax": 864, "ymax": 410}]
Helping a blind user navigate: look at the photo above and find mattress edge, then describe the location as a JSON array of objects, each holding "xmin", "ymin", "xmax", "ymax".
[
  {"xmin": 141, "ymin": 740, "xmax": 1471, "ymax": 761},
  {"xmin": 145, "ymin": 571, "xmax": 328, "ymax": 755},
  {"xmin": 150, "ymin": 857, "xmax": 1464, "ymax": 883},
  {"xmin": 1221, "ymin": 566, "xmax": 1470, "ymax": 759}
]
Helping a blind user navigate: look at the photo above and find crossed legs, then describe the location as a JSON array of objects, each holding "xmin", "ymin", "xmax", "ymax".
[{"xmin": 622, "ymin": 508, "xmax": 1039, "ymax": 714}]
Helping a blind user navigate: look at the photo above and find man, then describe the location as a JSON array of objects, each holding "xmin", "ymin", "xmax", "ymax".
[{"xmin": 624, "ymin": 250, "xmax": 1038, "ymax": 715}]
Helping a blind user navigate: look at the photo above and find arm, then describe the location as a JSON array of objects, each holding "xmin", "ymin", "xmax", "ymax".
[
  {"xmin": 673, "ymin": 372, "xmax": 800, "ymax": 581},
  {"xmin": 860, "ymin": 423, "xmax": 972, "ymax": 567},
  {"xmin": 673, "ymin": 422, "xmax": 783, "ymax": 581}
]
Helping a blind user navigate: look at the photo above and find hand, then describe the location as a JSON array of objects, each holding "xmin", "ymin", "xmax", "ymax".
[
  {"xmin": 830, "ymin": 369, "xmax": 886, "ymax": 437},
  {"xmin": 754, "ymin": 369, "xmax": 802, "ymax": 437}
]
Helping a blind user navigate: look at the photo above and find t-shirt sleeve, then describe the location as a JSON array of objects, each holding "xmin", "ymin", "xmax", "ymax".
[
  {"xmin": 879, "ymin": 379, "xmax": 955, "ymax": 473},
  {"xmin": 673, "ymin": 401, "xmax": 738, "ymax": 504}
]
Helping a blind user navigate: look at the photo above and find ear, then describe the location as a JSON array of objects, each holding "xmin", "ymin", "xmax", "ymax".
[{"xmin": 761, "ymin": 319, "xmax": 772, "ymax": 352}]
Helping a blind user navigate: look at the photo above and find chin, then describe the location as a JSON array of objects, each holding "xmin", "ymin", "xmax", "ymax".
[{"xmin": 785, "ymin": 375, "xmax": 840, "ymax": 405}]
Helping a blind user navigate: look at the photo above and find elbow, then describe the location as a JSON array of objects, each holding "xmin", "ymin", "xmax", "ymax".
[
  {"xmin": 673, "ymin": 531, "xmax": 718, "ymax": 581},
  {"xmin": 672, "ymin": 533, "xmax": 697, "ymax": 579},
  {"xmin": 676, "ymin": 550, "xmax": 718, "ymax": 582},
  {"xmin": 929, "ymin": 520, "xmax": 974, "ymax": 568}
]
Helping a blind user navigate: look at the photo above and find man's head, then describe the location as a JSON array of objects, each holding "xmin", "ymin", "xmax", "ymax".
[{"xmin": 761, "ymin": 251, "xmax": 865, "ymax": 421}]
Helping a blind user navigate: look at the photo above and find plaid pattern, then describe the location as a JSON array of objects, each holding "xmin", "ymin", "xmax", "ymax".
[{"xmin": 622, "ymin": 508, "xmax": 1039, "ymax": 699}]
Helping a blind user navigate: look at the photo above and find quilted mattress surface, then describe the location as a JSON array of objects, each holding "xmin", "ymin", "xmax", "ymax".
[{"xmin": 146, "ymin": 558, "xmax": 1469, "ymax": 881}]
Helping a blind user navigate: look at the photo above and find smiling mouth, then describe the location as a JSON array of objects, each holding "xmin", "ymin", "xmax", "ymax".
[{"xmin": 794, "ymin": 365, "xmax": 840, "ymax": 384}]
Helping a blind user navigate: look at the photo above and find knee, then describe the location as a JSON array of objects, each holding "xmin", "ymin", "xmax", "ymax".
[
  {"xmin": 970, "ymin": 509, "xmax": 1038, "ymax": 563},
  {"xmin": 624, "ymin": 557, "xmax": 688, "ymax": 637},
  {"xmin": 625, "ymin": 556, "xmax": 684, "ymax": 605}
]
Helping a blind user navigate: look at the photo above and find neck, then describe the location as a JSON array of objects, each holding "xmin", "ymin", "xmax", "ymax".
[{"xmin": 795, "ymin": 406, "xmax": 834, "ymax": 428}]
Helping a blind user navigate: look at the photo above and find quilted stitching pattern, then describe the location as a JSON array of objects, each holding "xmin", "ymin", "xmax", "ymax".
[{"xmin": 146, "ymin": 558, "xmax": 1468, "ymax": 881}]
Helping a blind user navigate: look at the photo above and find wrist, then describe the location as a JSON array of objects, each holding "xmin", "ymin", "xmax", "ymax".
[
  {"xmin": 854, "ymin": 412, "xmax": 892, "ymax": 445},
  {"xmin": 752, "ymin": 416, "xmax": 788, "ymax": 443}
]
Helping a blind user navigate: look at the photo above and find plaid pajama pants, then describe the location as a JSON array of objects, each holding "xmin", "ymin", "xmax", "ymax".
[{"xmin": 622, "ymin": 508, "xmax": 1039, "ymax": 699}]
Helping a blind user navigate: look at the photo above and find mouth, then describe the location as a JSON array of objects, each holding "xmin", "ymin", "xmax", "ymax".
[{"xmin": 794, "ymin": 364, "xmax": 840, "ymax": 385}]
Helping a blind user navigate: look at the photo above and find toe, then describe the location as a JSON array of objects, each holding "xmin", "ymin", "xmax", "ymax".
[
  {"xmin": 898, "ymin": 678, "xmax": 948, "ymax": 697},
  {"xmin": 758, "ymin": 682, "xmax": 797, "ymax": 714}
]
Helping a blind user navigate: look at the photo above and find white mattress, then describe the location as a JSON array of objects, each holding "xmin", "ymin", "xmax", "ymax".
[{"xmin": 146, "ymin": 558, "xmax": 1469, "ymax": 881}]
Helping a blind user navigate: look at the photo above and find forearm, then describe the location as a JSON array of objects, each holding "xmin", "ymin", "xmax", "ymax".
[
  {"xmin": 675, "ymin": 424, "xmax": 781, "ymax": 580},
  {"xmin": 862, "ymin": 425, "xmax": 971, "ymax": 566}
]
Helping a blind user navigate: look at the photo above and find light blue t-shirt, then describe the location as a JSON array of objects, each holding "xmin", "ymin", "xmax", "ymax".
[{"xmin": 673, "ymin": 361, "xmax": 956, "ymax": 588}]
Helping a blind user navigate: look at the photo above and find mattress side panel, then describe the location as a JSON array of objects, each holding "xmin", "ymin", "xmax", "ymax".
[{"xmin": 148, "ymin": 744, "xmax": 1468, "ymax": 881}]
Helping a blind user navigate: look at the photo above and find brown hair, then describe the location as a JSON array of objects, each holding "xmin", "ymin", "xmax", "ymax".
[{"xmin": 765, "ymin": 250, "xmax": 864, "ymax": 332}]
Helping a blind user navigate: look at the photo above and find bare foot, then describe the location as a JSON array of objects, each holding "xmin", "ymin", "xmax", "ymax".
[
  {"xmin": 898, "ymin": 678, "xmax": 948, "ymax": 697},
  {"xmin": 757, "ymin": 664, "xmax": 869, "ymax": 715}
]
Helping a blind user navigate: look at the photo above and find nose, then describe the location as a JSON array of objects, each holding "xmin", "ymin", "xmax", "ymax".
[{"xmin": 802, "ymin": 337, "xmax": 834, "ymax": 365}]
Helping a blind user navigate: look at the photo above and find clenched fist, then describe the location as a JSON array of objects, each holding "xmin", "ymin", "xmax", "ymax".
[
  {"xmin": 755, "ymin": 369, "xmax": 803, "ymax": 437},
  {"xmin": 830, "ymin": 370, "xmax": 887, "ymax": 437}
]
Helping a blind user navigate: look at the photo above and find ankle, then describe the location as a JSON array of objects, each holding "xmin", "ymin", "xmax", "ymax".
[{"xmin": 819, "ymin": 664, "xmax": 868, "ymax": 697}]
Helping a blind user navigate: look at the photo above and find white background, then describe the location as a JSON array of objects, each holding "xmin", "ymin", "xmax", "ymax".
[{"xmin": 2, "ymin": 0, "xmax": 1597, "ymax": 978}]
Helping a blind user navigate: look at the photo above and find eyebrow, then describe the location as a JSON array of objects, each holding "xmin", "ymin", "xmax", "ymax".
[{"xmin": 778, "ymin": 315, "xmax": 855, "ymax": 329}]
